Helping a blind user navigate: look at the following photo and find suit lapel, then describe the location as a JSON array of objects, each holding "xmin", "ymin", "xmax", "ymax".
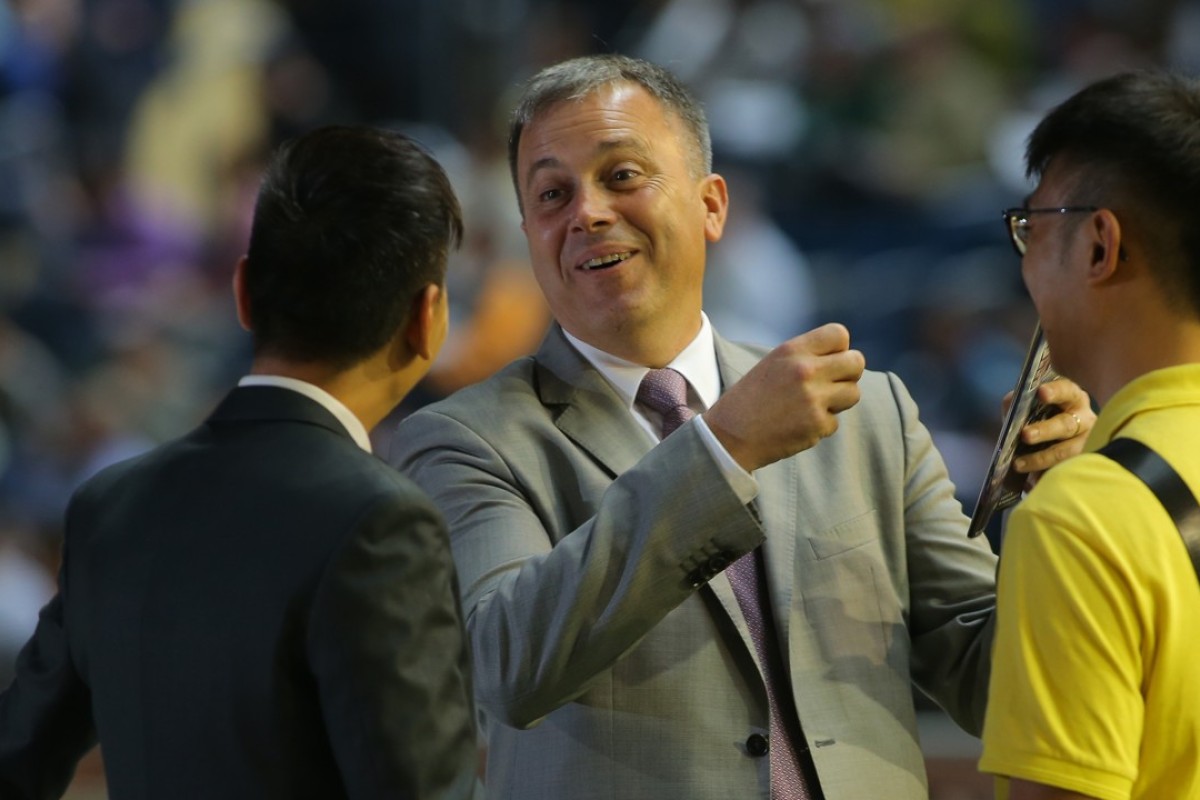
[
  {"xmin": 535, "ymin": 326, "xmax": 655, "ymax": 477},
  {"xmin": 710, "ymin": 334, "xmax": 806, "ymax": 673},
  {"xmin": 757, "ymin": 457, "xmax": 800, "ymax": 653},
  {"xmin": 535, "ymin": 326, "xmax": 800, "ymax": 676}
]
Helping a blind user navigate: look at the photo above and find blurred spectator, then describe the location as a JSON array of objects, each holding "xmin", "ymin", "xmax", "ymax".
[
  {"xmin": 703, "ymin": 163, "xmax": 816, "ymax": 347},
  {"xmin": 122, "ymin": 0, "xmax": 286, "ymax": 238},
  {"xmin": 1, "ymin": 15, "xmax": 1194, "ymax": 796},
  {"xmin": 0, "ymin": 522, "xmax": 54, "ymax": 688}
]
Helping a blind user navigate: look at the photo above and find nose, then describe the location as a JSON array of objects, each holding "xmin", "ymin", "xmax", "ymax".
[{"xmin": 569, "ymin": 183, "xmax": 615, "ymax": 233}]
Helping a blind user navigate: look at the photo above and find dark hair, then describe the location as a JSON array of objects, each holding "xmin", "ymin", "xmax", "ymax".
[
  {"xmin": 1026, "ymin": 70, "xmax": 1200, "ymax": 315},
  {"xmin": 243, "ymin": 126, "xmax": 463, "ymax": 367},
  {"xmin": 507, "ymin": 54, "xmax": 712, "ymax": 198}
]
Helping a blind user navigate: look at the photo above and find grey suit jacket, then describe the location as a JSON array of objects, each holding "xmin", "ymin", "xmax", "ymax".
[{"xmin": 391, "ymin": 325, "xmax": 997, "ymax": 799}]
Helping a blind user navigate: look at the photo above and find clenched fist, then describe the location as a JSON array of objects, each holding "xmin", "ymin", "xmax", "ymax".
[{"xmin": 704, "ymin": 323, "xmax": 866, "ymax": 473}]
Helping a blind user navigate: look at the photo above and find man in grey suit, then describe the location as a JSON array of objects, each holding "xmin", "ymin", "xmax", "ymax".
[
  {"xmin": 0, "ymin": 126, "xmax": 479, "ymax": 799},
  {"xmin": 390, "ymin": 55, "xmax": 1092, "ymax": 799}
]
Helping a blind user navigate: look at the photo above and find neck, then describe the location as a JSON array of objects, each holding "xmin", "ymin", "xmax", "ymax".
[
  {"xmin": 570, "ymin": 317, "xmax": 703, "ymax": 369},
  {"xmin": 1079, "ymin": 312, "xmax": 1200, "ymax": 406},
  {"xmin": 249, "ymin": 351, "xmax": 421, "ymax": 432}
]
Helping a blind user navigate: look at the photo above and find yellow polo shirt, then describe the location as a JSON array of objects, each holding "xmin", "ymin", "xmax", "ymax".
[{"xmin": 979, "ymin": 364, "xmax": 1200, "ymax": 799}]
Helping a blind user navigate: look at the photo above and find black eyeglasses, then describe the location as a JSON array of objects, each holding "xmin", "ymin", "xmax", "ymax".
[{"xmin": 1002, "ymin": 206, "xmax": 1099, "ymax": 256}]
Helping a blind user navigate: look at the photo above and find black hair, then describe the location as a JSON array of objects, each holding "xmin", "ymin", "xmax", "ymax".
[
  {"xmin": 1027, "ymin": 71, "xmax": 1200, "ymax": 315},
  {"xmin": 244, "ymin": 126, "xmax": 463, "ymax": 367}
]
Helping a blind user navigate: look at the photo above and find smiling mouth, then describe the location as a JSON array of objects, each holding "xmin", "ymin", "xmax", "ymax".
[{"xmin": 579, "ymin": 251, "xmax": 633, "ymax": 271}]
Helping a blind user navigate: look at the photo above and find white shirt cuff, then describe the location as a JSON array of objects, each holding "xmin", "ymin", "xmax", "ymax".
[{"xmin": 694, "ymin": 415, "xmax": 759, "ymax": 504}]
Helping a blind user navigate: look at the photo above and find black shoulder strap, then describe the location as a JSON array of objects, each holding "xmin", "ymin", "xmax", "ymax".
[{"xmin": 1096, "ymin": 438, "xmax": 1200, "ymax": 583}]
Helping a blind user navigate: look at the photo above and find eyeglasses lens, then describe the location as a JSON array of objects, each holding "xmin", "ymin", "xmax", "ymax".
[{"xmin": 1009, "ymin": 214, "xmax": 1027, "ymax": 256}]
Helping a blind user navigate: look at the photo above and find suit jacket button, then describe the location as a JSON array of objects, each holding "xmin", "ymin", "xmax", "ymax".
[
  {"xmin": 746, "ymin": 733, "xmax": 769, "ymax": 757},
  {"xmin": 707, "ymin": 553, "xmax": 731, "ymax": 572},
  {"xmin": 687, "ymin": 568, "xmax": 707, "ymax": 588}
]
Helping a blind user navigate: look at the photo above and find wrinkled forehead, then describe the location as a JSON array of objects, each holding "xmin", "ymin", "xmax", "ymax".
[
  {"xmin": 523, "ymin": 82, "xmax": 699, "ymax": 160},
  {"xmin": 525, "ymin": 82, "xmax": 669, "ymax": 135}
]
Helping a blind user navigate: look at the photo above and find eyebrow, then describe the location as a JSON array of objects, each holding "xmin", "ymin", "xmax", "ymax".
[
  {"xmin": 522, "ymin": 137, "xmax": 650, "ymax": 192},
  {"xmin": 523, "ymin": 156, "xmax": 562, "ymax": 192}
]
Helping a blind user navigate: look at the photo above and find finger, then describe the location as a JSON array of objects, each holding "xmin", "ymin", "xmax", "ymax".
[
  {"xmin": 792, "ymin": 322, "xmax": 851, "ymax": 357},
  {"xmin": 825, "ymin": 348, "xmax": 866, "ymax": 382},
  {"xmin": 1017, "ymin": 410, "xmax": 1065, "ymax": 441},
  {"xmin": 1036, "ymin": 378, "xmax": 1089, "ymax": 411},
  {"xmin": 827, "ymin": 381, "xmax": 862, "ymax": 415},
  {"xmin": 786, "ymin": 347, "xmax": 863, "ymax": 391},
  {"xmin": 1020, "ymin": 409, "xmax": 1080, "ymax": 446},
  {"xmin": 1013, "ymin": 439, "xmax": 1075, "ymax": 474}
]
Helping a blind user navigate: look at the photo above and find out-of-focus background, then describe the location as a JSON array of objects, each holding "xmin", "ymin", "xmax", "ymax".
[{"xmin": 0, "ymin": 0, "xmax": 1195, "ymax": 796}]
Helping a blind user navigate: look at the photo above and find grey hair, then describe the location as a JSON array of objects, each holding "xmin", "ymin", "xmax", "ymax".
[{"xmin": 507, "ymin": 54, "xmax": 713, "ymax": 197}]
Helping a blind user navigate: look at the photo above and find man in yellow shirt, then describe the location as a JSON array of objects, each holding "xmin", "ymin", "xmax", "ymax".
[{"xmin": 979, "ymin": 71, "xmax": 1200, "ymax": 799}]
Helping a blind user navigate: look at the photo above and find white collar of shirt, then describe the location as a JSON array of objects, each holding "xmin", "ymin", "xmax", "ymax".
[
  {"xmin": 561, "ymin": 314, "xmax": 757, "ymax": 502},
  {"xmin": 562, "ymin": 314, "xmax": 721, "ymax": 436},
  {"xmin": 236, "ymin": 375, "xmax": 373, "ymax": 453}
]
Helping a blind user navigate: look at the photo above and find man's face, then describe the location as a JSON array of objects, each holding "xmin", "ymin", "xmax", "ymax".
[
  {"xmin": 1020, "ymin": 165, "xmax": 1091, "ymax": 380},
  {"xmin": 515, "ymin": 82, "xmax": 727, "ymax": 364}
]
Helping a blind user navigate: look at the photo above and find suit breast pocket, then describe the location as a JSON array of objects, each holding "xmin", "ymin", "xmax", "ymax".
[
  {"xmin": 805, "ymin": 508, "xmax": 879, "ymax": 560},
  {"xmin": 797, "ymin": 509, "xmax": 907, "ymax": 674}
]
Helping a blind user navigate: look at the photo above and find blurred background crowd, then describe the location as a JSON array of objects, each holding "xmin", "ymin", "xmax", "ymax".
[{"xmin": 0, "ymin": 0, "xmax": 1195, "ymax": 722}]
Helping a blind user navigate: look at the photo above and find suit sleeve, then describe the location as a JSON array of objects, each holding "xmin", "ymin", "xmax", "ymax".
[
  {"xmin": 886, "ymin": 371, "xmax": 997, "ymax": 734},
  {"xmin": 391, "ymin": 408, "xmax": 766, "ymax": 729},
  {"xmin": 307, "ymin": 491, "xmax": 480, "ymax": 800},
  {"xmin": 0, "ymin": 562, "xmax": 97, "ymax": 798}
]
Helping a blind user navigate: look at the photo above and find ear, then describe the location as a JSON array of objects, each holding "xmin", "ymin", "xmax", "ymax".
[
  {"xmin": 405, "ymin": 283, "xmax": 445, "ymax": 361},
  {"xmin": 700, "ymin": 173, "xmax": 729, "ymax": 243},
  {"xmin": 1086, "ymin": 208, "xmax": 1124, "ymax": 285},
  {"xmin": 232, "ymin": 256, "xmax": 254, "ymax": 332}
]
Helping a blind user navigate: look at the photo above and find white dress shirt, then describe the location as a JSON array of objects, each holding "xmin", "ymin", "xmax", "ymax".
[{"xmin": 563, "ymin": 313, "xmax": 757, "ymax": 503}]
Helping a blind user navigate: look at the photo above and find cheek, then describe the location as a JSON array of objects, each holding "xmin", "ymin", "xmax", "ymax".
[
  {"xmin": 1020, "ymin": 261, "xmax": 1037, "ymax": 297},
  {"xmin": 530, "ymin": 212, "xmax": 561, "ymax": 244},
  {"xmin": 1021, "ymin": 255, "xmax": 1051, "ymax": 296},
  {"xmin": 524, "ymin": 220, "xmax": 562, "ymax": 261},
  {"xmin": 528, "ymin": 254, "xmax": 568, "ymax": 301}
]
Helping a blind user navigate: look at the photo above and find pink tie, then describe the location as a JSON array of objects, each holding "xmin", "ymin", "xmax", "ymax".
[
  {"xmin": 636, "ymin": 368, "xmax": 821, "ymax": 799},
  {"xmin": 725, "ymin": 551, "xmax": 818, "ymax": 799},
  {"xmin": 636, "ymin": 368, "xmax": 695, "ymax": 437}
]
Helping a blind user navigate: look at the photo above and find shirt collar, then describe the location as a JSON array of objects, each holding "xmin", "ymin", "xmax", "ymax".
[
  {"xmin": 236, "ymin": 375, "xmax": 373, "ymax": 453},
  {"xmin": 561, "ymin": 313, "xmax": 721, "ymax": 411},
  {"xmin": 1088, "ymin": 363, "xmax": 1200, "ymax": 451}
]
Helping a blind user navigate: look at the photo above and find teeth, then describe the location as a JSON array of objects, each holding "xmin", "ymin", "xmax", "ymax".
[{"xmin": 581, "ymin": 252, "xmax": 632, "ymax": 270}]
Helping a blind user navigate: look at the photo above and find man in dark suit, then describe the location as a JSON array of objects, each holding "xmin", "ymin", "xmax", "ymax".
[{"xmin": 0, "ymin": 126, "xmax": 479, "ymax": 799}]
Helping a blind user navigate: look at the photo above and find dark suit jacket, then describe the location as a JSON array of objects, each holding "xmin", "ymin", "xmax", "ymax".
[{"xmin": 0, "ymin": 386, "xmax": 478, "ymax": 800}]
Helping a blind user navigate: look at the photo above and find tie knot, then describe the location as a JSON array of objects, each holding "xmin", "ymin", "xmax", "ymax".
[{"xmin": 637, "ymin": 368, "xmax": 695, "ymax": 438}]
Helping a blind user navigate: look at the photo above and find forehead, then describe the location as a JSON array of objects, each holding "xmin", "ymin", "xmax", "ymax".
[{"xmin": 517, "ymin": 83, "xmax": 689, "ymax": 171}]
